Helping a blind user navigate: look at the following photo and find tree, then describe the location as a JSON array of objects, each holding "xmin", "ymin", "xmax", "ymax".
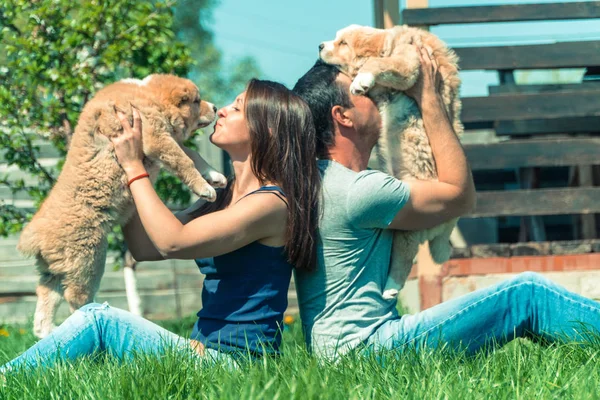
[
  {"xmin": 174, "ymin": 0, "xmax": 260, "ymax": 107},
  {"xmin": 0, "ymin": 0, "xmax": 261, "ymax": 257}
]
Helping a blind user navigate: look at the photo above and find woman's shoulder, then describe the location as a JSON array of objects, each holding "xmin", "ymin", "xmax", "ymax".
[{"xmin": 234, "ymin": 188, "xmax": 288, "ymax": 218}]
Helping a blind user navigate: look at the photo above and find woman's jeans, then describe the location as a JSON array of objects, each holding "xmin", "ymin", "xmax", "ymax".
[
  {"xmin": 0, "ymin": 302, "xmax": 231, "ymax": 374},
  {"xmin": 367, "ymin": 272, "xmax": 600, "ymax": 353}
]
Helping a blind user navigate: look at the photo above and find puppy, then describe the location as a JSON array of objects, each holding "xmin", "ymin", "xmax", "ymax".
[
  {"xmin": 320, "ymin": 25, "xmax": 463, "ymax": 299},
  {"xmin": 17, "ymin": 74, "xmax": 226, "ymax": 338}
]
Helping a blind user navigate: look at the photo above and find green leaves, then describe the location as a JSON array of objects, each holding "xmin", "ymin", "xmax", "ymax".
[
  {"xmin": 0, "ymin": 0, "xmax": 261, "ymax": 264},
  {"xmin": 0, "ymin": 1, "xmax": 194, "ymax": 246}
]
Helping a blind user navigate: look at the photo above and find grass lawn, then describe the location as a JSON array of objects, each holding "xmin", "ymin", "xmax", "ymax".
[{"xmin": 1, "ymin": 315, "xmax": 600, "ymax": 399}]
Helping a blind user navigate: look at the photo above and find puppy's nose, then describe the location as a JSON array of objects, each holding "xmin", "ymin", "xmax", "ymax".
[
  {"xmin": 319, "ymin": 43, "xmax": 324, "ymax": 51},
  {"xmin": 212, "ymin": 105, "xmax": 217, "ymax": 113}
]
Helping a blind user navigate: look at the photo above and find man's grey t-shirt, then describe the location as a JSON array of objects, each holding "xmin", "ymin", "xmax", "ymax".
[{"xmin": 295, "ymin": 160, "xmax": 411, "ymax": 358}]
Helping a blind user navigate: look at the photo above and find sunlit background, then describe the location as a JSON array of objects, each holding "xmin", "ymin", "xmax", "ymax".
[{"xmin": 212, "ymin": 0, "xmax": 598, "ymax": 100}]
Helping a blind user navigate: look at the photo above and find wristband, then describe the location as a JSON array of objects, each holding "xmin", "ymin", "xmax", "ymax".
[{"xmin": 127, "ymin": 173, "xmax": 149, "ymax": 187}]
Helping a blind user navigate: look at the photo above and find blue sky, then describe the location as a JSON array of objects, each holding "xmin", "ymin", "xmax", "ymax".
[{"xmin": 210, "ymin": 0, "xmax": 600, "ymax": 100}]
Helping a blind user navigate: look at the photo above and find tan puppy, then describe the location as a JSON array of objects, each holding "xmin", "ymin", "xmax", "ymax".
[
  {"xmin": 17, "ymin": 74, "xmax": 226, "ymax": 338},
  {"xmin": 320, "ymin": 25, "xmax": 463, "ymax": 299}
]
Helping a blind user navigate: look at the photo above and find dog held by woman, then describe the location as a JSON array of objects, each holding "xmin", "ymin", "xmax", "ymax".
[
  {"xmin": 319, "ymin": 24, "xmax": 463, "ymax": 299},
  {"xmin": 17, "ymin": 74, "xmax": 226, "ymax": 338}
]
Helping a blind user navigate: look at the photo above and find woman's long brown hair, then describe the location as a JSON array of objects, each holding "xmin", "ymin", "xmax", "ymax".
[{"xmin": 193, "ymin": 79, "xmax": 321, "ymax": 271}]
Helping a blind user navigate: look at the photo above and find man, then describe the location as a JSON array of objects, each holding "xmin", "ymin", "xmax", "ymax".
[{"xmin": 292, "ymin": 44, "xmax": 600, "ymax": 359}]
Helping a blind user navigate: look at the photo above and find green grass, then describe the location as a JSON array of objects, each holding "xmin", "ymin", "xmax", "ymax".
[{"xmin": 2, "ymin": 316, "xmax": 600, "ymax": 399}]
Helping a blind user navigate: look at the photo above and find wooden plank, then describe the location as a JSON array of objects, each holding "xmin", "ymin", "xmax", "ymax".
[
  {"xmin": 374, "ymin": 0, "xmax": 384, "ymax": 29},
  {"xmin": 444, "ymin": 253, "xmax": 600, "ymax": 277},
  {"xmin": 469, "ymin": 187, "xmax": 600, "ymax": 218},
  {"xmin": 471, "ymin": 244, "xmax": 510, "ymax": 258},
  {"xmin": 0, "ymin": 289, "xmax": 300, "ymax": 325},
  {"xmin": 489, "ymin": 82, "xmax": 600, "ymax": 95},
  {"xmin": 450, "ymin": 247, "xmax": 471, "ymax": 259},
  {"xmin": 578, "ymin": 166, "xmax": 598, "ymax": 239},
  {"xmin": 461, "ymin": 90, "xmax": 600, "ymax": 122},
  {"xmin": 374, "ymin": 0, "xmax": 400, "ymax": 29},
  {"xmin": 464, "ymin": 138, "xmax": 600, "ymax": 170},
  {"xmin": 406, "ymin": 0, "xmax": 428, "ymax": 8},
  {"xmin": 403, "ymin": 2, "xmax": 600, "ymax": 26},
  {"xmin": 0, "ymin": 260, "xmax": 37, "ymax": 276},
  {"xmin": 0, "ymin": 187, "xmax": 34, "ymax": 201},
  {"xmin": 0, "ymin": 257, "xmax": 192, "ymax": 276},
  {"xmin": 455, "ymin": 41, "xmax": 600, "ymax": 71},
  {"xmin": 0, "ymin": 289, "xmax": 202, "ymax": 325},
  {"xmin": 510, "ymin": 242, "xmax": 551, "ymax": 257},
  {"xmin": 517, "ymin": 168, "xmax": 546, "ymax": 242},
  {"xmin": 494, "ymin": 117, "xmax": 600, "ymax": 136},
  {"xmin": 0, "ymin": 142, "xmax": 62, "ymax": 160},
  {"xmin": 0, "ymin": 258, "xmax": 199, "ymax": 276},
  {"xmin": 552, "ymin": 240, "xmax": 593, "ymax": 255},
  {"xmin": 0, "ymin": 270, "xmax": 204, "ymax": 295}
]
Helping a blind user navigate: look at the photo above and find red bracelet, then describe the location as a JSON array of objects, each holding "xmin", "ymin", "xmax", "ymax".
[{"xmin": 127, "ymin": 173, "xmax": 150, "ymax": 187}]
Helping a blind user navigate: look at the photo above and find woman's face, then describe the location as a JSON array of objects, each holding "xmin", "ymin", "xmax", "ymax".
[{"xmin": 209, "ymin": 92, "xmax": 251, "ymax": 157}]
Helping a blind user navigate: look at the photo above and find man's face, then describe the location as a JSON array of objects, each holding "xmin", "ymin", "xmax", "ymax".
[{"xmin": 335, "ymin": 74, "xmax": 381, "ymax": 145}]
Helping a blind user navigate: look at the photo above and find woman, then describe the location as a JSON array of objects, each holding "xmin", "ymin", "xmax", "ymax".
[{"xmin": 0, "ymin": 79, "xmax": 320, "ymax": 374}]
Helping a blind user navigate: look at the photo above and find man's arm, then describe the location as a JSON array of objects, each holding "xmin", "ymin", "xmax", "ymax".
[{"xmin": 388, "ymin": 45, "xmax": 476, "ymax": 231}]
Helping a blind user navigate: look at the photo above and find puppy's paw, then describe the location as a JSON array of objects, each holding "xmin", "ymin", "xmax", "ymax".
[
  {"xmin": 194, "ymin": 183, "xmax": 217, "ymax": 202},
  {"xmin": 350, "ymin": 73, "xmax": 376, "ymax": 95},
  {"xmin": 204, "ymin": 170, "xmax": 227, "ymax": 189},
  {"xmin": 382, "ymin": 289, "xmax": 399, "ymax": 300},
  {"xmin": 34, "ymin": 324, "xmax": 57, "ymax": 339}
]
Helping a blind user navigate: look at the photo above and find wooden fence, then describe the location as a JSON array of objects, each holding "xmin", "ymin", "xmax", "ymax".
[
  {"xmin": 0, "ymin": 233, "xmax": 299, "ymax": 325},
  {"xmin": 381, "ymin": 0, "xmax": 600, "ymax": 311},
  {"xmin": 0, "ymin": 136, "xmax": 298, "ymax": 325}
]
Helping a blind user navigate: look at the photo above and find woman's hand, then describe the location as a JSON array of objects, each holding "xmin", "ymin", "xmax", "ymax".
[
  {"xmin": 112, "ymin": 107, "xmax": 146, "ymax": 177},
  {"xmin": 405, "ymin": 45, "xmax": 443, "ymax": 107}
]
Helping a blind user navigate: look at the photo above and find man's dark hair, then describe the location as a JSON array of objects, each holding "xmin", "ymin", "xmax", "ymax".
[{"xmin": 293, "ymin": 60, "xmax": 352, "ymax": 159}]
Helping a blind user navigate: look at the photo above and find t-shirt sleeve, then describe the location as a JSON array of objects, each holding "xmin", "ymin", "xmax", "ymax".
[{"xmin": 345, "ymin": 170, "xmax": 411, "ymax": 229}]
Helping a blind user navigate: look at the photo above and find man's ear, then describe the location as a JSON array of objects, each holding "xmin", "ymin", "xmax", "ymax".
[{"xmin": 331, "ymin": 105, "xmax": 353, "ymax": 128}]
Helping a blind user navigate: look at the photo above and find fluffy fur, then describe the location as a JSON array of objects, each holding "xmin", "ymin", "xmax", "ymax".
[
  {"xmin": 17, "ymin": 74, "xmax": 226, "ymax": 338},
  {"xmin": 320, "ymin": 25, "xmax": 463, "ymax": 299}
]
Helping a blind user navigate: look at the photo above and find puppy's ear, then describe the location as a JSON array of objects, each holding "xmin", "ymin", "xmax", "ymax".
[{"xmin": 170, "ymin": 88, "xmax": 190, "ymax": 106}]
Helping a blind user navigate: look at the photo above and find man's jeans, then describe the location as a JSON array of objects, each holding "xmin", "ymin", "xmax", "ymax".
[
  {"xmin": 367, "ymin": 272, "xmax": 600, "ymax": 354},
  {"xmin": 0, "ymin": 302, "xmax": 233, "ymax": 374}
]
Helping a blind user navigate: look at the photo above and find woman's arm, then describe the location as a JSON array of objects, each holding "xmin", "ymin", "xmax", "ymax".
[
  {"xmin": 124, "ymin": 175, "xmax": 285, "ymax": 259},
  {"xmin": 123, "ymin": 198, "xmax": 207, "ymax": 261},
  {"xmin": 125, "ymin": 146, "xmax": 216, "ymax": 261},
  {"xmin": 112, "ymin": 108, "xmax": 286, "ymax": 260}
]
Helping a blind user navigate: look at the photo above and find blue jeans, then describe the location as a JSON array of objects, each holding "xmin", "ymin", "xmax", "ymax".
[
  {"xmin": 0, "ymin": 302, "xmax": 233, "ymax": 374},
  {"xmin": 367, "ymin": 272, "xmax": 600, "ymax": 354}
]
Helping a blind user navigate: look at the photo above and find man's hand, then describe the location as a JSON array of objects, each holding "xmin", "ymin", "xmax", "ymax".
[
  {"xmin": 405, "ymin": 45, "xmax": 443, "ymax": 107},
  {"xmin": 388, "ymin": 44, "xmax": 476, "ymax": 231}
]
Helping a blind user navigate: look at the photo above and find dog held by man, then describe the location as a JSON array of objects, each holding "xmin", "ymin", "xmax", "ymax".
[{"xmin": 319, "ymin": 24, "xmax": 463, "ymax": 299}]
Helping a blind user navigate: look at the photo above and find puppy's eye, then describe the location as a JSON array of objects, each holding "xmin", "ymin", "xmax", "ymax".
[
  {"xmin": 339, "ymin": 40, "xmax": 347, "ymax": 45},
  {"xmin": 193, "ymin": 98, "xmax": 200, "ymax": 104}
]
